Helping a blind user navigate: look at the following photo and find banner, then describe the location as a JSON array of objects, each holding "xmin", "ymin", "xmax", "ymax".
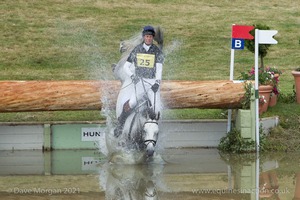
[
  {"xmin": 258, "ymin": 30, "xmax": 278, "ymax": 44},
  {"xmin": 231, "ymin": 25, "xmax": 254, "ymax": 49}
]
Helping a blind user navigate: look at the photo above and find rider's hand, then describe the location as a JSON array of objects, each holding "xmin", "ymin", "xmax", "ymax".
[
  {"xmin": 130, "ymin": 75, "xmax": 139, "ymax": 84},
  {"xmin": 151, "ymin": 80, "xmax": 160, "ymax": 93}
]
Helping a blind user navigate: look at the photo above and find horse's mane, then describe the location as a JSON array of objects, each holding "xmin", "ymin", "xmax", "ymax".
[{"xmin": 113, "ymin": 26, "xmax": 164, "ymax": 82}]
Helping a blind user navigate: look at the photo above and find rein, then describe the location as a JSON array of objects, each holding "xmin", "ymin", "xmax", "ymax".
[{"xmin": 127, "ymin": 78, "xmax": 156, "ymax": 138}]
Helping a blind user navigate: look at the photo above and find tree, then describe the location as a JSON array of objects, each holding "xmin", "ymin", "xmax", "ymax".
[{"xmin": 245, "ymin": 24, "xmax": 273, "ymax": 68}]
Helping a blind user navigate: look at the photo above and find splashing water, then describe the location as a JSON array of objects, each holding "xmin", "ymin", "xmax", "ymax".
[
  {"xmin": 98, "ymin": 39, "xmax": 182, "ymax": 164},
  {"xmin": 75, "ymin": 25, "xmax": 182, "ymax": 163},
  {"xmin": 55, "ymin": 19, "xmax": 116, "ymax": 157}
]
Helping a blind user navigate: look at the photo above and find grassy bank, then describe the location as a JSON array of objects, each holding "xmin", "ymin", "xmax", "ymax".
[{"xmin": 1, "ymin": 0, "xmax": 299, "ymax": 149}]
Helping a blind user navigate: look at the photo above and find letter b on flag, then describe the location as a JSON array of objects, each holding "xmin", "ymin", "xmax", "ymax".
[{"xmin": 231, "ymin": 38, "xmax": 245, "ymax": 50}]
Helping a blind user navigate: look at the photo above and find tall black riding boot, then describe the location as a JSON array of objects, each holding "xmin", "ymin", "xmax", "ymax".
[{"xmin": 114, "ymin": 100, "xmax": 131, "ymax": 137}]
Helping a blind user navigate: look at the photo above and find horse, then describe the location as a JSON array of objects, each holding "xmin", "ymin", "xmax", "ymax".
[{"xmin": 112, "ymin": 26, "xmax": 164, "ymax": 157}]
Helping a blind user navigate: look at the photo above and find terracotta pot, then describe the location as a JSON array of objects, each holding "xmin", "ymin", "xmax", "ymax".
[
  {"xmin": 269, "ymin": 93, "xmax": 277, "ymax": 107},
  {"xmin": 259, "ymin": 85, "xmax": 273, "ymax": 115},
  {"xmin": 292, "ymin": 70, "xmax": 300, "ymax": 104},
  {"xmin": 294, "ymin": 173, "xmax": 300, "ymax": 200}
]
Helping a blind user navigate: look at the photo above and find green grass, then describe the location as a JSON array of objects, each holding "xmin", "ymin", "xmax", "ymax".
[
  {"xmin": 0, "ymin": 0, "xmax": 299, "ymax": 149},
  {"xmin": 0, "ymin": 111, "xmax": 103, "ymax": 122}
]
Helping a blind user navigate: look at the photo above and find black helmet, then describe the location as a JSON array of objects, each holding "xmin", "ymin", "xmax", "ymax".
[{"xmin": 142, "ymin": 25, "xmax": 155, "ymax": 37}]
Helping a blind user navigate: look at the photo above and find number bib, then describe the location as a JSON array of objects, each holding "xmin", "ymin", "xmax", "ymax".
[{"xmin": 136, "ymin": 53, "xmax": 155, "ymax": 68}]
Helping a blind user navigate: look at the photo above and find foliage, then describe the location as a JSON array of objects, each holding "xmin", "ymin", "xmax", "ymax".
[
  {"xmin": 259, "ymin": 95, "xmax": 267, "ymax": 105},
  {"xmin": 241, "ymin": 82, "xmax": 268, "ymax": 109},
  {"xmin": 265, "ymin": 124, "xmax": 300, "ymax": 151},
  {"xmin": 278, "ymin": 91, "xmax": 296, "ymax": 103},
  {"xmin": 241, "ymin": 82, "xmax": 253, "ymax": 109},
  {"xmin": 218, "ymin": 128, "xmax": 255, "ymax": 153},
  {"xmin": 240, "ymin": 66, "xmax": 275, "ymax": 85},
  {"xmin": 245, "ymin": 24, "xmax": 274, "ymax": 68},
  {"xmin": 218, "ymin": 126, "xmax": 267, "ymax": 153},
  {"xmin": 266, "ymin": 66, "xmax": 282, "ymax": 95},
  {"xmin": 239, "ymin": 66, "xmax": 283, "ymax": 101}
]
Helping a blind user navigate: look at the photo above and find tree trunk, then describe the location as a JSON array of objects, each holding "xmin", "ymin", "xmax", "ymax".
[{"xmin": 0, "ymin": 80, "xmax": 245, "ymax": 112}]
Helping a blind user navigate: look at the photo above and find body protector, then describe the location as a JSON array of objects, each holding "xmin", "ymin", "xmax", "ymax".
[{"xmin": 122, "ymin": 43, "xmax": 164, "ymax": 110}]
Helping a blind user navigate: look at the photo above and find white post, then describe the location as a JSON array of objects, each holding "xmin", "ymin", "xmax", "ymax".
[
  {"xmin": 255, "ymin": 153, "xmax": 260, "ymax": 200},
  {"xmin": 254, "ymin": 29, "xmax": 260, "ymax": 152},
  {"xmin": 227, "ymin": 23, "xmax": 236, "ymax": 133},
  {"xmin": 229, "ymin": 48, "xmax": 235, "ymax": 81},
  {"xmin": 227, "ymin": 48, "xmax": 235, "ymax": 133}
]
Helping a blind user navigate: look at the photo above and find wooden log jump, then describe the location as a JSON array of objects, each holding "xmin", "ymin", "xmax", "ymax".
[{"xmin": 0, "ymin": 80, "xmax": 245, "ymax": 112}]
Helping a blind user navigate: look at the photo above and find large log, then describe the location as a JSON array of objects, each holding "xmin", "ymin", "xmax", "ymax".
[
  {"xmin": 0, "ymin": 80, "xmax": 245, "ymax": 112},
  {"xmin": 161, "ymin": 80, "xmax": 245, "ymax": 109}
]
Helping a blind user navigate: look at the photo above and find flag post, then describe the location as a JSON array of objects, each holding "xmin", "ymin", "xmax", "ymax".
[
  {"xmin": 254, "ymin": 29, "xmax": 278, "ymax": 152},
  {"xmin": 228, "ymin": 25, "xmax": 254, "ymax": 133},
  {"xmin": 227, "ymin": 47, "xmax": 235, "ymax": 133},
  {"xmin": 254, "ymin": 29, "xmax": 260, "ymax": 152},
  {"xmin": 229, "ymin": 45, "xmax": 235, "ymax": 81},
  {"xmin": 229, "ymin": 24, "xmax": 236, "ymax": 81},
  {"xmin": 228, "ymin": 25, "xmax": 235, "ymax": 133}
]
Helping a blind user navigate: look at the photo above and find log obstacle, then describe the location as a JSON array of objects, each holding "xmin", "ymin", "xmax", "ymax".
[{"xmin": 0, "ymin": 80, "xmax": 245, "ymax": 112}]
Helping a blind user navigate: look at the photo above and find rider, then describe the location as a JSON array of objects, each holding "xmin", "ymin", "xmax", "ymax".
[{"xmin": 114, "ymin": 25, "xmax": 164, "ymax": 137}]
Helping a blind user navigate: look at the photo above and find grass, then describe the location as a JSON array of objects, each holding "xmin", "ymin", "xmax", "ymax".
[{"xmin": 0, "ymin": 0, "xmax": 300, "ymax": 149}]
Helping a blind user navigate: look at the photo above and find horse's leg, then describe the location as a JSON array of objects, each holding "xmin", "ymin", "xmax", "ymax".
[{"xmin": 114, "ymin": 100, "xmax": 132, "ymax": 137}]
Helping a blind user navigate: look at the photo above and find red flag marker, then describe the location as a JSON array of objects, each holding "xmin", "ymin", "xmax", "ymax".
[{"xmin": 232, "ymin": 25, "xmax": 254, "ymax": 40}]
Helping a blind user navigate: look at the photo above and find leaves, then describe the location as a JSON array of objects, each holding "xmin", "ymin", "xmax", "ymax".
[
  {"xmin": 244, "ymin": 24, "xmax": 273, "ymax": 68},
  {"xmin": 218, "ymin": 128, "xmax": 256, "ymax": 153}
]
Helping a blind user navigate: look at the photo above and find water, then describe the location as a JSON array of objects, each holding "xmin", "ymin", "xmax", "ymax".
[{"xmin": 0, "ymin": 149, "xmax": 299, "ymax": 199}]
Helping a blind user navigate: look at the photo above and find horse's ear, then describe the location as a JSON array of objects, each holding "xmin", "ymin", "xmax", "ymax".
[
  {"xmin": 119, "ymin": 40, "xmax": 127, "ymax": 53},
  {"xmin": 156, "ymin": 112, "xmax": 160, "ymax": 121},
  {"xmin": 154, "ymin": 26, "xmax": 163, "ymax": 50}
]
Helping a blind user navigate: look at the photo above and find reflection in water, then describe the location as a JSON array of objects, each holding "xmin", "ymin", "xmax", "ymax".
[
  {"xmin": 100, "ymin": 163, "xmax": 162, "ymax": 200},
  {"xmin": 0, "ymin": 149, "xmax": 299, "ymax": 199},
  {"xmin": 259, "ymin": 170, "xmax": 279, "ymax": 199},
  {"xmin": 221, "ymin": 152, "xmax": 300, "ymax": 200},
  {"xmin": 295, "ymin": 173, "xmax": 300, "ymax": 200}
]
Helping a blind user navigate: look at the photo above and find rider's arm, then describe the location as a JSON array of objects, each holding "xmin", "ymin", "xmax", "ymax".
[
  {"xmin": 155, "ymin": 63, "xmax": 163, "ymax": 82},
  {"xmin": 123, "ymin": 61, "xmax": 134, "ymax": 77}
]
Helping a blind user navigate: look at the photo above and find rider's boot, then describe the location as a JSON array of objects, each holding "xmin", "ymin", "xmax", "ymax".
[{"xmin": 114, "ymin": 100, "xmax": 131, "ymax": 137}]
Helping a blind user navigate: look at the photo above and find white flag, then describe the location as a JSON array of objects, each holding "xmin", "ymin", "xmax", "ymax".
[{"xmin": 258, "ymin": 30, "xmax": 278, "ymax": 44}]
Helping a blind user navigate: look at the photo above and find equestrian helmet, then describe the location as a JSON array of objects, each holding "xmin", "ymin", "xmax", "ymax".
[{"xmin": 142, "ymin": 25, "xmax": 155, "ymax": 37}]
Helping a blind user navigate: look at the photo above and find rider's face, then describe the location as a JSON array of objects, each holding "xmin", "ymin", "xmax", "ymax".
[{"xmin": 144, "ymin": 34, "xmax": 154, "ymax": 45}]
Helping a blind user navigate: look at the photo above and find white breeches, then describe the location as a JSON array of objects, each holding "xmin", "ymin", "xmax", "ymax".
[
  {"xmin": 116, "ymin": 78, "xmax": 161, "ymax": 118},
  {"xmin": 128, "ymin": 79, "xmax": 161, "ymax": 114}
]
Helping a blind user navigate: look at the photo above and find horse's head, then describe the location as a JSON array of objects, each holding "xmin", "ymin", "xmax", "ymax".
[{"xmin": 143, "ymin": 119, "xmax": 159, "ymax": 157}]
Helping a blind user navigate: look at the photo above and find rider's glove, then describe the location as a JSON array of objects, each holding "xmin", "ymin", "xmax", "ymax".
[
  {"xmin": 151, "ymin": 80, "xmax": 160, "ymax": 93},
  {"xmin": 130, "ymin": 75, "xmax": 140, "ymax": 84}
]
